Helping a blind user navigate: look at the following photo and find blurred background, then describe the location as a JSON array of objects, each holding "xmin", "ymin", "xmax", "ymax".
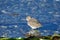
[{"xmin": 0, "ymin": 0, "xmax": 60, "ymax": 38}]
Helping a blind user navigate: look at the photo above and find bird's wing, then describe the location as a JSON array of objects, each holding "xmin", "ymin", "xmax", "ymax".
[
  {"xmin": 27, "ymin": 18, "xmax": 42, "ymax": 28},
  {"xmin": 31, "ymin": 18, "xmax": 40, "ymax": 24}
]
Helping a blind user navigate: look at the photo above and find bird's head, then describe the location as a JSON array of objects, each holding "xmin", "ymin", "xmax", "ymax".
[{"xmin": 26, "ymin": 16, "xmax": 31, "ymax": 21}]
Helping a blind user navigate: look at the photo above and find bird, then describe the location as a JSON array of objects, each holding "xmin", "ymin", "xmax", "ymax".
[{"xmin": 26, "ymin": 16, "xmax": 42, "ymax": 29}]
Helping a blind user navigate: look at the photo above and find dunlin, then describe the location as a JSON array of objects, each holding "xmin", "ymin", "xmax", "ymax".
[{"xmin": 26, "ymin": 16, "xmax": 42, "ymax": 29}]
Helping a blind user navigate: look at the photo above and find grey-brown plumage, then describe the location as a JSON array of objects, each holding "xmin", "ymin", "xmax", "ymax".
[{"xmin": 26, "ymin": 16, "xmax": 42, "ymax": 29}]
